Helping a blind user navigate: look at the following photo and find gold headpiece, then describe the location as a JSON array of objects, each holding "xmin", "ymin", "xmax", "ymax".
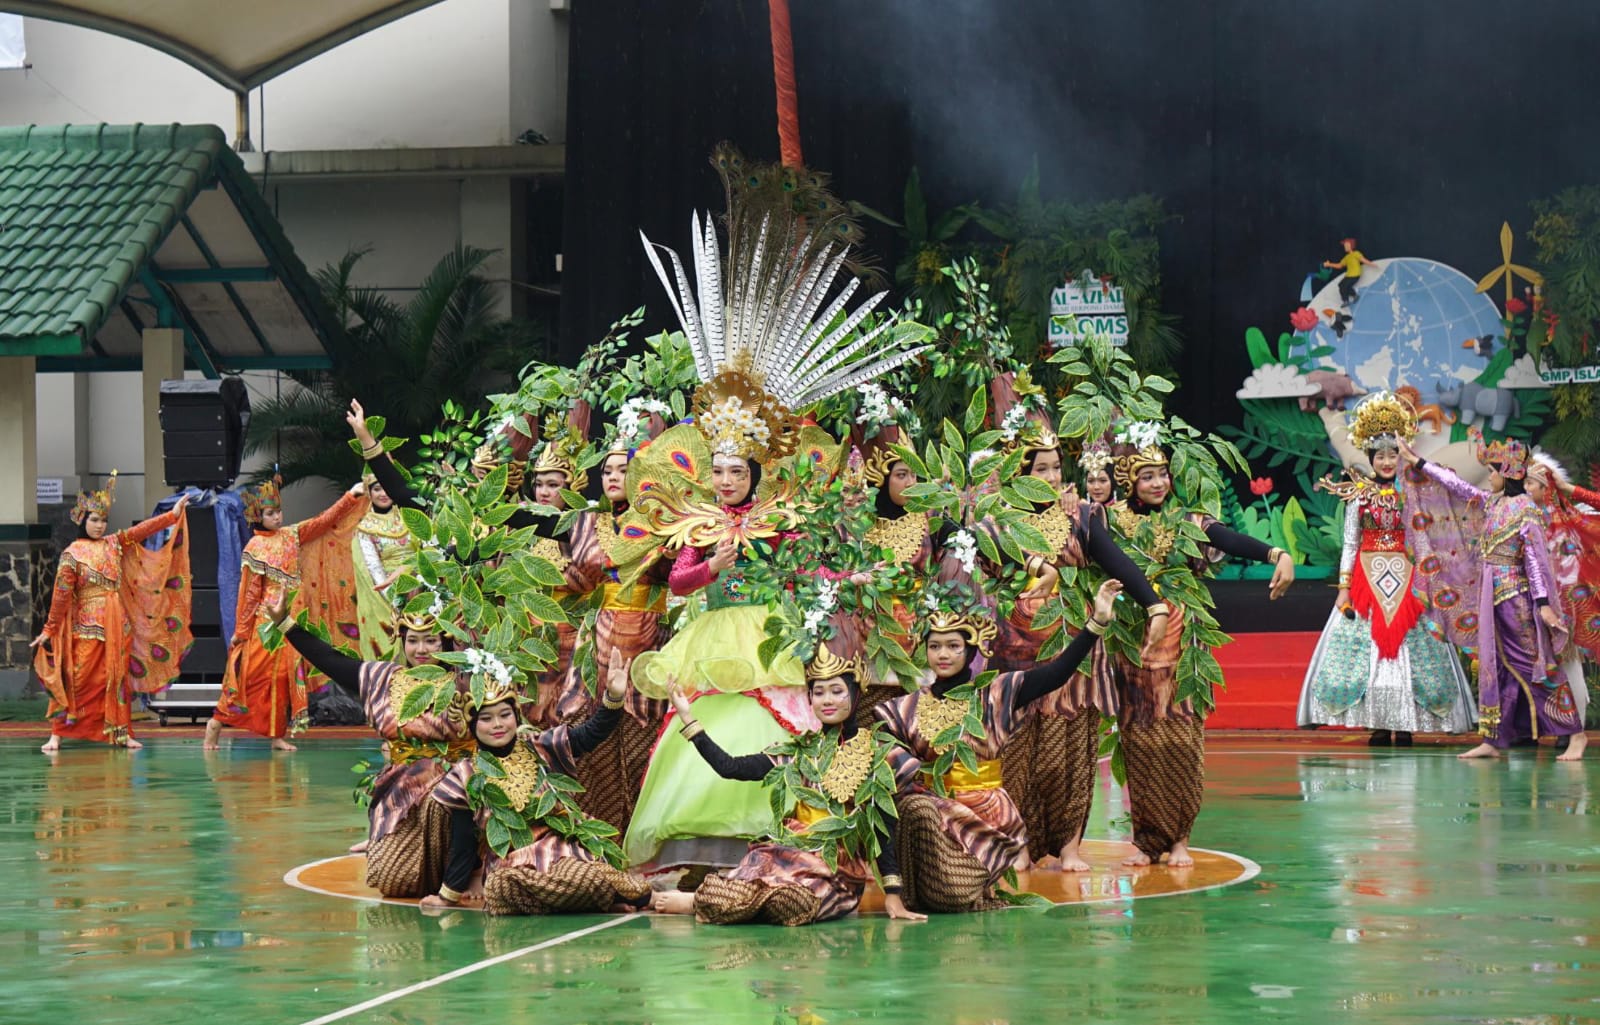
[
  {"xmin": 1078, "ymin": 440, "xmax": 1114, "ymax": 475},
  {"xmin": 471, "ymin": 442, "xmax": 525, "ymax": 496},
  {"xmin": 924, "ymin": 609, "xmax": 998, "ymax": 657},
  {"xmin": 474, "ymin": 679, "xmax": 520, "ymax": 711},
  {"xmin": 397, "ymin": 609, "xmax": 439, "ymax": 635},
  {"xmin": 990, "ymin": 369, "xmax": 1058, "ymax": 459},
  {"xmin": 806, "ymin": 644, "xmax": 864, "ymax": 682},
  {"xmin": 242, "ymin": 474, "xmax": 284, "ymax": 523},
  {"xmin": 692, "ymin": 364, "xmax": 797, "ymax": 464},
  {"xmin": 530, "ymin": 428, "xmax": 590, "ymax": 493},
  {"xmin": 1346, "ymin": 392, "xmax": 1419, "ymax": 451},
  {"xmin": 1112, "ymin": 446, "xmax": 1168, "ymax": 495},
  {"xmin": 71, "ymin": 470, "xmax": 118, "ymax": 525},
  {"xmin": 857, "ymin": 423, "xmax": 905, "ymax": 487}
]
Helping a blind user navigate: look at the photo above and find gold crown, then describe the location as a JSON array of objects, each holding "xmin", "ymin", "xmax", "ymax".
[
  {"xmin": 924, "ymin": 610, "xmax": 997, "ymax": 657},
  {"xmin": 474, "ymin": 678, "xmax": 520, "ymax": 711},
  {"xmin": 471, "ymin": 442, "xmax": 525, "ymax": 495},
  {"xmin": 397, "ymin": 609, "xmax": 439, "ymax": 635},
  {"xmin": 806, "ymin": 645, "xmax": 864, "ymax": 681},
  {"xmin": 1347, "ymin": 392, "xmax": 1419, "ymax": 451},
  {"xmin": 691, "ymin": 364, "xmax": 797, "ymax": 464},
  {"xmin": 242, "ymin": 474, "xmax": 284, "ymax": 523},
  {"xmin": 1112, "ymin": 446, "xmax": 1168, "ymax": 494},
  {"xmin": 71, "ymin": 470, "xmax": 118, "ymax": 524},
  {"xmin": 530, "ymin": 437, "xmax": 590, "ymax": 493}
]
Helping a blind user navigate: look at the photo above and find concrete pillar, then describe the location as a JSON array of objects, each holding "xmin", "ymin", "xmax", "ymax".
[
  {"xmin": 142, "ymin": 328, "xmax": 184, "ymax": 503},
  {"xmin": 0, "ymin": 357, "xmax": 38, "ymax": 525},
  {"xmin": 0, "ymin": 356, "xmax": 43, "ymax": 695}
]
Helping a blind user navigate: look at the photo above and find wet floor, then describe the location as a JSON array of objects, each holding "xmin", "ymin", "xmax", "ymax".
[{"xmin": 2, "ymin": 739, "xmax": 1595, "ymax": 1025}]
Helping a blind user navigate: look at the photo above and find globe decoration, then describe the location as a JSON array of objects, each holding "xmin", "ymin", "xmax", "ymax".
[{"xmin": 1301, "ymin": 258, "xmax": 1505, "ymax": 394}]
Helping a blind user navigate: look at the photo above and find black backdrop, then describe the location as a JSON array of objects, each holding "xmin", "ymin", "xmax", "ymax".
[{"xmin": 560, "ymin": 0, "xmax": 1600, "ymax": 431}]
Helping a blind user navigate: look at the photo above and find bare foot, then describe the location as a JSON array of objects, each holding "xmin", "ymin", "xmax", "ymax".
[
  {"xmin": 1458, "ymin": 742, "xmax": 1501, "ymax": 760},
  {"xmin": 651, "ymin": 891, "xmax": 695, "ymax": 915},
  {"xmin": 1057, "ymin": 842, "xmax": 1092, "ymax": 873},
  {"xmin": 1122, "ymin": 848, "xmax": 1152, "ymax": 867},
  {"xmin": 40, "ymin": 736, "xmax": 60, "ymax": 754},
  {"xmin": 203, "ymin": 719, "xmax": 222, "ymax": 751},
  {"xmin": 1012, "ymin": 851, "xmax": 1033, "ymax": 872},
  {"xmin": 349, "ymin": 840, "xmax": 370, "ymax": 854},
  {"xmin": 271, "ymin": 738, "xmax": 298, "ymax": 752},
  {"xmin": 121, "ymin": 738, "xmax": 144, "ymax": 750},
  {"xmin": 1556, "ymin": 733, "xmax": 1588, "ymax": 762},
  {"xmin": 1167, "ymin": 841, "xmax": 1194, "ymax": 868}
]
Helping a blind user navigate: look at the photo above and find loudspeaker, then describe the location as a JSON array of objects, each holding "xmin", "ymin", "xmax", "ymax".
[{"xmin": 158, "ymin": 378, "xmax": 250, "ymax": 488}]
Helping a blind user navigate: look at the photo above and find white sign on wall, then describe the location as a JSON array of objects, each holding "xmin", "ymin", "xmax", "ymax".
[
  {"xmin": 0, "ymin": 15, "xmax": 24, "ymax": 70},
  {"xmin": 1049, "ymin": 272, "xmax": 1129, "ymax": 347},
  {"xmin": 36, "ymin": 479, "xmax": 64, "ymax": 504},
  {"xmin": 1538, "ymin": 365, "xmax": 1600, "ymax": 385}
]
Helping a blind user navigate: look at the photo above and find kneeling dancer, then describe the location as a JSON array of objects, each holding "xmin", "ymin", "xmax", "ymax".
[
  {"xmin": 273, "ymin": 597, "xmax": 473, "ymax": 897},
  {"xmin": 653, "ymin": 632, "xmax": 927, "ymax": 925},
  {"xmin": 423, "ymin": 650, "xmax": 651, "ymax": 915},
  {"xmin": 874, "ymin": 577, "xmax": 1124, "ymax": 912}
]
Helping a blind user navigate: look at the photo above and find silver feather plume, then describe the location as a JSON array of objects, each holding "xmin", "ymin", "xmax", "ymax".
[{"xmin": 640, "ymin": 211, "xmax": 928, "ymax": 409}]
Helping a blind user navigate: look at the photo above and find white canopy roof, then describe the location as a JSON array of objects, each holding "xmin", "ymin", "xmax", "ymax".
[{"xmin": 0, "ymin": 1, "xmax": 447, "ymax": 91}]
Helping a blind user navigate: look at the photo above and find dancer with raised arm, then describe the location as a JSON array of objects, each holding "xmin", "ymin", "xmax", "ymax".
[
  {"xmin": 1401, "ymin": 430, "xmax": 1585, "ymax": 760},
  {"xmin": 205, "ymin": 476, "xmax": 367, "ymax": 751},
  {"xmin": 874, "ymin": 575, "xmax": 1124, "ymax": 912},
  {"xmin": 33, "ymin": 476, "xmax": 191, "ymax": 752}
]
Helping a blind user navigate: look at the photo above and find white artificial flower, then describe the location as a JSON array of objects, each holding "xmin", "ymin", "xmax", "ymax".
[
  {"xmin": 856, "ymin": 382, "xmax": 892, "ymax": 426},
  {"xmin": 948, "ymin": 529, "xmax": 978, "ymax": 574},
  {"xmin": 999, "ymin": 405, "xmax": 1030, "ymax": 442},
  {"xmin": 1116, "ymin": 420, "xmax": 1163, "ymax": 450},
  {"xmin": 616, "ymin": 397, "xmax": 672, "ymax": 445},
  {"xmin": 969, "ymin": 448, "xmax": 995, "ymax": 471}
]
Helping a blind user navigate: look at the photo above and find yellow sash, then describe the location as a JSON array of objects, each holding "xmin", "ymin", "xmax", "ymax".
[
  {"xmin": 600, "ymin": 581, "xmax": 666, "ymax": 613},
  {"xmin": 936, "ymin": 758, "xmax": 1003, "ymax": 793},
  {"xmin": 792, "ymin": 802, "xmax": 830, "ymax": 829}
]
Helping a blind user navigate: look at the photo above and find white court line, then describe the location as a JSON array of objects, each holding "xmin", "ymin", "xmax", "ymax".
[
  {"xmin": 282, "ymin": 856, "xmax": 477, "ymax": 911},
  {"xmin": 294, "ymin": 913, "xmax": 637, "ymax": 1025}
]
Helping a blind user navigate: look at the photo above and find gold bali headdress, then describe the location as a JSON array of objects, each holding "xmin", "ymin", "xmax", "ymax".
[
  {"xmin": 71, "ymin": 470, "xmax": 118, "ymax": 525},
  {"xmin": 642, "ymin": 147, "xmax": 929, "ymax": 467},
  {"xmin": 529, "ymin": 402, "xmax": 593, "ymax": 493},
  {"xmin": 1110, "ymin": 420, "xmax": 1168, "ymax": 494},
  {"xmin": 806, "ymin": 609, "xmax": 868, "ymax": 682},
  {"xmin": 242, "ymin": 474, "xmax": 284, "ymax": 523},
  {"xmin": 990, "ymin": 369, "xmax": 1058, "ymax": 459},
  {"xmin": 1470, "ymin": 425, "xmax": 1529, "ymax": 480},
  {"xmin": 918, "ymin": 551, "xmax": 997, "ymax": 657},
  {"xmin": 1346, "ymin": 391, "xmax": 1418, "ymax": 453}
]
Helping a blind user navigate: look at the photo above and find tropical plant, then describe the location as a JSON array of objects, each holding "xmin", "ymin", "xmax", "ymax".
[
  {"xmin": 243, "ymin": 246, "xmax": 547, "ymax": 487},
  {"xmin": 1528, "ymin": 186, "xmax": 1600, "ymax": 471}
]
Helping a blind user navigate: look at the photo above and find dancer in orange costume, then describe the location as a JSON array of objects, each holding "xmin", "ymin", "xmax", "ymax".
[
  {"xmin": 204, "ymin": 476, "xmax": 366, "ymax": 751},
  {"xmin": 33, "ymin": 474, "xmax": 191, "ymax": 752}
]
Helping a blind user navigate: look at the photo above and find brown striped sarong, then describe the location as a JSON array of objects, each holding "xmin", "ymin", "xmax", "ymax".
[
  {"xmin": 1120, "ymin": 716, "xmax": 1205, "ymax": 862},
  {"xmin": 895, "ymin": 794, "xmax": 1009, "ymax": 913},
  {"xmin": 364, "ymin": 797, "xmax": 451, "ymax": 898},
  {"xmin": 482, "ymin": 857, "xmax": 650, "ymax": 916},
  {"xmin": 1010, "ymin": 706, "xmax": 1101, "ymax": 862}
]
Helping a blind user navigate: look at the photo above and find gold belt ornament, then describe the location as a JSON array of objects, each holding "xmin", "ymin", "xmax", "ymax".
[{"xmin": 389, "ymin": 735, "xmax": 475, "ymax": 764}]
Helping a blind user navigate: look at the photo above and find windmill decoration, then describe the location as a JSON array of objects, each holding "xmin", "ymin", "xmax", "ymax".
[{"xmin": 1475, "ymin": 221, "xmax": 1544, "ymax": 308}]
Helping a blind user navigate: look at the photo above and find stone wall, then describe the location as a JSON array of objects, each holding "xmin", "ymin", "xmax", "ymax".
[{"xmin": 0, "ymin": 506, "xmax": 74, "ymax": 698}]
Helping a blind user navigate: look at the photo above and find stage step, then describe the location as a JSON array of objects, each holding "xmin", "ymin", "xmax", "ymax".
[{"xmin": 1207, "ymin": 631, "xmax": 1320, "ymax": 729}]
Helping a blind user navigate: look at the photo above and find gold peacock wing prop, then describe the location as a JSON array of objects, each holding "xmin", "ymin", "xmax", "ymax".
[{"xmin": 755, "ymin": 423, "xmax": 846, "ymax": 506}]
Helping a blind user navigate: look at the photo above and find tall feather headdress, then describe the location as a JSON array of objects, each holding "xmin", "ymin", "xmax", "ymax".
[{"xmin": 640, "ymin": 148, "xmax": 928, "ymax": 465}]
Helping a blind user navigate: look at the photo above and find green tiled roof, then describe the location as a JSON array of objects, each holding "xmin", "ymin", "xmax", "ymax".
[{"xmin": 0, "ymin": 124, "xmax": 231, "ymax": 355}]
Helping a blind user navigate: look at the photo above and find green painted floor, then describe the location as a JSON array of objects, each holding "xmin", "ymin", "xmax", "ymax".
[{"xmin": 2, "ymin": 740, "xmax": 1596, "ymax": 1025}]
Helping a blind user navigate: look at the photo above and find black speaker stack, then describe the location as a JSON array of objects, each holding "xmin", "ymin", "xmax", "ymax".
[
  {"xmin": 149, "ymin": 378, "xmax": 251, "ymax": 721},
  {"xmin": 157, "ymin": 378, "xmax": 250, "ymax": 489}
]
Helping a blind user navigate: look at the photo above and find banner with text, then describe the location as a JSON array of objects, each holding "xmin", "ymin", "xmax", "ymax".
[{"xmin": 1049, "ymin": 274, "xmax": 1128, "ymax": 347}]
